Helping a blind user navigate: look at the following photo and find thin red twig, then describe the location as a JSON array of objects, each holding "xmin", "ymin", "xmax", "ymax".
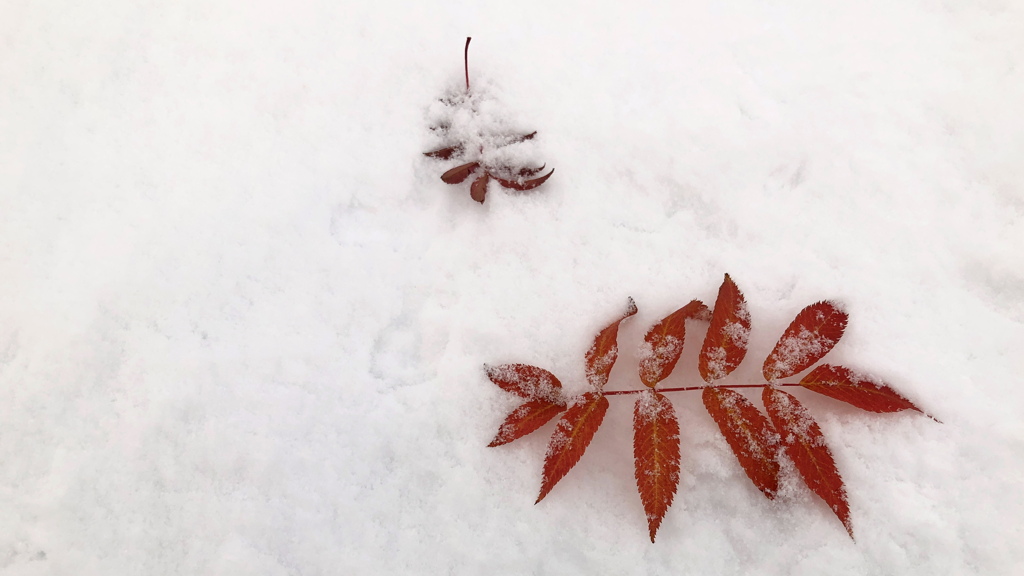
[{"xmin": 603, "ymin": 382, "xmax": 803, "ymax": 396}]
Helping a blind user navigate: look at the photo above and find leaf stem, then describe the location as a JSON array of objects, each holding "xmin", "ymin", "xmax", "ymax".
[
  {"xmin": 603, "ymin": 382, "xmax": 803, "ymax": 396},
  {"xmin": 464, "ymin": 37, "xmax": 472, "ymax": 92}
]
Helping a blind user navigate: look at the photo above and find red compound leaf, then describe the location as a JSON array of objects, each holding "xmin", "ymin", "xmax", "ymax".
[
  {"xmin": 584, "ymin": 297, "xmax": 638, "ymax": 391},
  {"xmin": 423, "ymin": 40, "xmax": 553, "ymax": 201},
  {"xmin": 800, "ymin": 364, "xmax": 922, "ymax": 414},
  {"xmin": 537, "ymin": 392, "xmax": 609, "ymax": 503},
  {"xmin": 633, "ymin": 390, "xmax": 682, "ymax": 542},
  {"xmin": 699, "ymin": 274, "xmax": 751, "ymax": 383},
  {"xmin": 763, "ymin": 387, "xmax": 853, "ymax": 539},
  {"xmin": 489, "ymin": 399, "xmax": 568, "ymax": 447},
  {"xmin": 638, "ymin": 300, "xmax": 712, "ymax": 388},
  {"xmin": 702, "ymin": 387, "xmax": 780, "ymax": 499},
  {"xmin": 485, "ymin": 278, "xmax": 931, "ymax": 543},
  {"xmin": 763, "ymin": 301, "xmax": 848, "ymax": 382}
]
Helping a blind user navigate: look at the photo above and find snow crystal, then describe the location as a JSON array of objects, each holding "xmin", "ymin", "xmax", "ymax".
[
  {"xmin": 723, "ymin": 321, "xmax": 751, "ymax": 348},
  {"xmin": 765, "ymin": 327, "xmax": 830, "ymax": 380}
]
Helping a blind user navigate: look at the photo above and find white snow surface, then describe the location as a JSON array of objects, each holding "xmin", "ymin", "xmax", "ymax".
[{"xmin": 2, "ymin": 1, "xmax": 1024, "ymax": 574}]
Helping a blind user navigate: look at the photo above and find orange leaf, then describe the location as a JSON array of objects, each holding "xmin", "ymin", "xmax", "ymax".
[
  {"xmin": 584, "ymin": 297, "xmax": 638, "ymax": 391},
  {"xmin": 488, "ymin": 399, "xmax": 568, "ymax": 447},
  {"xmin": 485, "ymin": 364, "xmax": 564, "ymax": 401},
  {"xmin": 763, "ymin": 301, "xmax": 848, "ymax": 382},
  {"xmin": 440, "ymin": 161, "xmax": 479, "ymax": 184},
  {"xmin": 492, "ymin": 168, "xmax": 555, "ymax": 191},
  {"xmin": 633, "ymin": 390, "xmax": 681, "ymax": 542},
  {"xmin": 423, "ymin": 144, "xmax": 464, "ymax": 160},
  {"xmin": 638, "ymin": 300, "xmax": 712, "ymax": 387},
  {"xmin": 537, "ymin": 392, "xmax": 609, "ymax": 503},
  {"xmin": 702, "ymin": 388, "xmax": 780, "ymax": 499},
  {"xmin": 699, "ymin": 274, "xmax": 751, "ymax": 383},
  {"xmin": 763, "ymin": 387, "xmax": 853, "ymax": 538},
  {"xmin": 800, "ymin": 364, "xmax": 922, "ymax": 414},
  {"xmin": 470, "ymin": 173, "xmax": 490, "ymax": 203}
]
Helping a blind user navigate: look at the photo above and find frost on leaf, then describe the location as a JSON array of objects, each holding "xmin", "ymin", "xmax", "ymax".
[
  {"xmin": 800, "ymin": 364, "xmax": 922, "ymax": 414},
  {"xmin": 485, "ymin": 363, "xmax": 564, "ymax": 402},
  {"xmin": 702, "ymin": 388, "xmax": 780, "ymax": 499},
  {"xmin": 763, "ymin": 387, "xmax": 853, "ymax": 539},
  {"xmin": 537, "ymin": 392, "xmax": 609, "ymax": 503},
  {"xmin": 763, "ymin": 301, "xmax": 848, "ymax": 382},
  {"xmin": 638, "ymin": 300, "xmax": 712, "ymax": 388},
  {"xmin": 584, "ymin": 297, "xmax": 638, "ymax": 391},
  {"xmin": 633, "ymin": 390, "xmax": 682, "ymax": 542},
  {"xmin": 699, "ymin": 274, "xmax": 751, "ymax": 383},
  {"xmin": 489, "ymin": 399, "xmax": 568, "ymax": 447}
]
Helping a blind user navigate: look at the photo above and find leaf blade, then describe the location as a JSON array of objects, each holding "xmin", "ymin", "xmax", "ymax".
[
  {"xmin": 763, "ymin": 301, "xmax": 848, "ymax": 382},
  {"xmin": 423, "ymin": 144, "xmax": 464, "ymax": 160},
  {"xmin": 702, "ymin": 387, "xmax": 780, "ymax": 499},
  {"xmin": 470, "ymin": 173, "xmax": 490, "ymax": 203},
  {"xmin": 485, "ymin": 364, "xmax": 563, "ymax": 401},
  {"xmin": 488, "ymin": 399, "xmax": 568, "ymax": 447},
  {"xmin": 699, "ymin": 274, "xmax": 752, "ymax": 383},
  {"xmin": 585, "ymin": 297, "xmax": 639, "ymax": 391},
  {"xmin": 493, "ymin": 168, "xmax": 555, "ymax": 191},
  {"xmin": 639, "ymin": 300, "xmax": 712, "ymax": 387},
  {"xmin": 536, "ymin": 392, "xmax": 609, "ymax": 503},
  {"xmin": 633, "ymin": 390, "xmax": 682, "ymax": 542},
  {"xmin": 800, "ymin": 364, "xmax": 922, "ymax": 413},
  {"xmin": 440, "ymin": 161, "xmax": 479, "ymax": 184},
  {"xmin": 516, "ymin": 164, "xmax": 546, "ymax": 178},
  {"xmin": 763, "ymin": 387, "xmax": 853, "ymax": 538}
]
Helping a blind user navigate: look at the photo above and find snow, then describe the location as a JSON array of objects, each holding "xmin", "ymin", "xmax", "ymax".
[{"xmin": 2, "ymin": 0, "xmax": 1023, "ymax": 574}]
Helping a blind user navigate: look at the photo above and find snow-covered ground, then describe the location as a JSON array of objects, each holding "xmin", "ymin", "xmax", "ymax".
[{"xmin": 2, "ymin": 1, "xmax": 1023, "ymax": 574}]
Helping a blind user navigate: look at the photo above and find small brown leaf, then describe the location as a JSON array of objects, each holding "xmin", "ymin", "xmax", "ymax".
[
  {"xmin": 584, "ymin": 297, "xmax": 638, "ymax": 391},
  {"xmin": 516, "ymin": 164, "xmax": 546, "ymax": 178},
  {"xmin": 763, "ymin": 387, "xmax": 853, "ymax": 538},
  {"xmin": 489, "ymin": 399, "xmax": 568, "ymax": 447},
  {"xmin": 633, "ymin": 390, "xmax": 682, "ymax": 542},
  {"xmin": 763, "ymin": 301, "xmax": 848, "ymax": 382},
  {"xmin": 470, "ymin": 173, "xmax": 490, "ymax": 203},
  {"xmin": 800, "ymin": 364, "xmax": 922, "ymax": 414},
  {"xmin": 485, "ymin": 364, "xmax": 564, "ymax": 401},
  {"xmin": 699, "ymin": 274, "xmax": 752, "ymax": 383},
  {"xmin": 537, "ymin": 392, "xmax": 609, "ymax": 503},
  {"xmin": 493, "ymin": 168, "xmax": 555, "ymax": 191},
  {"xmin": 423, "ymin": 144, "xmax": 464, "ymax": 160},
  {"xmin": 702, "ymin": 387, "xmax": 780, "ymax": 499},
  {"xmin": 507, "ymin": 131, "xmax": 537, "ymax": 144},
  {"xmin": 440, "ymin": 161, "xmax": 479, "ymax": 184},
  {"xmin": 639, "ymin": 300, "xmax": 712, "ymax": 388}
]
